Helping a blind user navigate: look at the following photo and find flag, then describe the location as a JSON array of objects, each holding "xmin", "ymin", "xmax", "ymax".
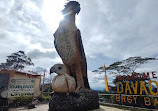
[{"xmin": 103, "ymin": 65, "xmax": 109, "ymax": 91}]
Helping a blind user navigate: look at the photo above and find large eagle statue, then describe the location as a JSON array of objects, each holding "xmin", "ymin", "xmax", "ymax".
[{"xmin": 53, "ymin": 1, "xmax": 90, "ymax": 91}]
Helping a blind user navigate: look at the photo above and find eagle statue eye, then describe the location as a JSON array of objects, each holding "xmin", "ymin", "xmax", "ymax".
[{"xmin": 58, "ymin": 67, "xmax": 62, "ymax": 70}]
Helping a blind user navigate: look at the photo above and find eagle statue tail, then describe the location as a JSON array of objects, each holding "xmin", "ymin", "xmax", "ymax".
[{"xmin": 77, "ymin": 29, "xmax": 90, "ymax": 89}]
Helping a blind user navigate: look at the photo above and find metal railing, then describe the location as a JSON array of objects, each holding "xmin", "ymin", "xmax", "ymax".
[{"xmin": 98, "ymin": 93, "xmax": 158, "ymax": 111}]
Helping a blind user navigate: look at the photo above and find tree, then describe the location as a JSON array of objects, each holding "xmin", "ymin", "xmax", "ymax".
[
  {"xmin": 93, "ymin": 57, "xmax": 157, "ymax": 74},
  {"xmin": 107, "ymin": 57, "xmax": 157, "ymax": 74},
  {"xmin": 0, "ymin": 51, "xmax": 34, "ymax": 70}
]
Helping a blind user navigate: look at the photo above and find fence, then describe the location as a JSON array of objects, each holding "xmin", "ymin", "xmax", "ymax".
[{"xmin": 98, "ymin": 93, "xmax": 158, "ymax": 111}]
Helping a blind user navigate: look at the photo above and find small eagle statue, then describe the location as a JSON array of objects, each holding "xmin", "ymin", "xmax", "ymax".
[
  {"xmin": 52, "ymin": 1, "xmax": 90, "ymax": 91},
  {"xmin": 50, "ymin": 64, "xmax": 76, "ymax": 93}
]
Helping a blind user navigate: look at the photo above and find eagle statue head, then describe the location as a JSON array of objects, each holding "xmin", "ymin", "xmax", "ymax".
[
  {"xmin": 50, "ymin": 64, "xmax": 67, "ymax": 75},
  {"xmin": 61, "ymin": 1, "xmax": 80, "ymax": 15}
]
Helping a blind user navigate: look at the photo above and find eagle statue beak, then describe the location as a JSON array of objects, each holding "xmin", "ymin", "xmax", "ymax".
[
  {"xmin": 76, "ymin": 6, "xmax": 80, "ymax": 15},
  {"xmin": 50, "ymin": 66, "xmax": 56, "ymax": 74}
]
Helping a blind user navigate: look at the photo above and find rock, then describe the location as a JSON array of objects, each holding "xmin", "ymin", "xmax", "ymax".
[
  {"xmin": 52, "ymin": 74, "xmax": 76, "ymax": 93},
  {"xmin": 28, "ymin": 104, "xmax": 35, "ymax": 109},
  {"xmin": 49, "ymin": 88, "xmax": 99, "ymax": 111}
]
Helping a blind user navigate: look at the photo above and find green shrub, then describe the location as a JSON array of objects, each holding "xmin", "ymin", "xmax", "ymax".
[{"xmin": 10, "ymin": 96, "xmax": 33, "ymax": 107}]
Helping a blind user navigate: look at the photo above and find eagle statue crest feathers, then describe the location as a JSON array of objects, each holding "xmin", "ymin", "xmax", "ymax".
[{"xmin": 53, "ymin": 1, "xmax": 90, "ymax": 91}]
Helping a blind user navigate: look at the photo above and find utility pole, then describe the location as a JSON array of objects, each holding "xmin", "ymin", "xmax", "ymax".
[{"xmin": 41, "ymin": 70, "xmax": 46, "ymax": 98}]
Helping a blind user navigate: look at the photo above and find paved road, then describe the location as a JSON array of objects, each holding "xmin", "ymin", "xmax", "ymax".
[{"xmin": 9, "ymin": 104, "xmax": 129, "ymax": 111}]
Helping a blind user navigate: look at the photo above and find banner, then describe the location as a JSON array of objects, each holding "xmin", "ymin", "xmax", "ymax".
[{"xmin": 103, "ymin": 65, "xmax": 109, "ymax": 91}]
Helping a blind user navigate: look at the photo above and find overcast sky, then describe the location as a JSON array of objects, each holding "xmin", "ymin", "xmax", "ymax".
[{"xmin": 0, "ymin": 0, "xmax": 158, "ymax": 90}]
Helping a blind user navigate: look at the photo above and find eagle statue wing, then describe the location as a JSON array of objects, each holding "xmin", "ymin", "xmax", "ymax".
[
  {"xmin": 77, "ymin": 29, "xmax": 90, "ymax": 89},
  {"xmin": 77, "ymin": 29, "xmax": 87, "ymax": 70},
  {"xmin": 54, "ymin": 30, "xmax": 62, "ymax": 58}
]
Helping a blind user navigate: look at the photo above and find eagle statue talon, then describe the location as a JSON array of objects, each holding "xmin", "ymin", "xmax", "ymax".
[
  {"xmin": 75, "ymin": 86, "xmax": 83, "ymax": 92},
  {"xmin": 70, "ymin": 91, "xmax": 79, "ymax": 97}
]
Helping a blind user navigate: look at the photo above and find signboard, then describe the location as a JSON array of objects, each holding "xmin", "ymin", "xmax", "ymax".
[
  {"xmin": 115, "ymin": 72, "xmax": 158, "ymax": 108},
  {"xmin": 8, "ymin": 78, "xmax": 35, "ymax": 97}
]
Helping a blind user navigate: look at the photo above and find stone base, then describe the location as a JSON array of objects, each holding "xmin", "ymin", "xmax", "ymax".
[
  {"xmin": 49, "ymin": 88, "xmax": 99, "ymax": 111},
  {"xmin": 28, "ymin": 104, "xmax": 35, "ymax": 109}
]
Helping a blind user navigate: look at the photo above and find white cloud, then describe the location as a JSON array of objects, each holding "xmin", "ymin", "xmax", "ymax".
[
  {"xmin": 1, "ymin": 0, "xmax": 158, "ymax": 90},
  {"xmin": 78, "ymin": 0, "xmax": 158, "ymax": 60},
  {"xmin": 0, "ymin": 0, "xmax": 62, "ymax": 69}
]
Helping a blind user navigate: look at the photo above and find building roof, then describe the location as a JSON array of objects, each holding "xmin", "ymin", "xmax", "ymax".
[{"xmin": 0, "ymin": 69, "xmax": 41, "ymax": 76}]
